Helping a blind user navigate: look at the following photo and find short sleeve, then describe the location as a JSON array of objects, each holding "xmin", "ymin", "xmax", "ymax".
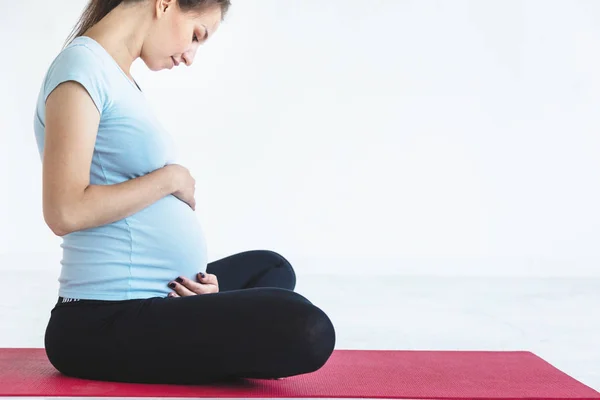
[{"xmin": 43, "ymin": 44, "xmax": 107, "ymax": 115}]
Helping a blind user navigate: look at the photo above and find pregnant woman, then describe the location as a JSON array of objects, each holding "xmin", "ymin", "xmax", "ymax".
[{"xmin": 33, "ymin": 0, "xmax": 335, "ymax": 384}]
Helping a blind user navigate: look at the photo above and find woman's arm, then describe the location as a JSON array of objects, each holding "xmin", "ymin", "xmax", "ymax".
[{"xmin": 43, "ymin": 81, "xmax": 178, "ymax": 237}]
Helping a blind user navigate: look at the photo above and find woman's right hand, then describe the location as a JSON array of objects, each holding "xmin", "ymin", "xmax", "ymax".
[
  {"xmin": 167, "ymin": 273, "xmax": 219, "ymax": 297},
  {"xmin": 165, "ymin": 164, "xmax": 196, "ymax": 211}
]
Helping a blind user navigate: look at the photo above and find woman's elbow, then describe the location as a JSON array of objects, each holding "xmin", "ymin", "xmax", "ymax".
[{"xmin": 44, "ymin": 209, "xmax": 75, "ymax": 237}]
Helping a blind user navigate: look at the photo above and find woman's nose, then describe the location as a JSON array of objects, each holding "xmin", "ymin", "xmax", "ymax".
[{"xmin": 182, "ymin": 47, "xmax": 198, "ymax": 66}]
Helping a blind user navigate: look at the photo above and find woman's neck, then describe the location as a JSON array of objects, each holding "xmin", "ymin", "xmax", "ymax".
[{"xmin": 82, "ymin": 2, "xmax": 153, "ymax": 79}]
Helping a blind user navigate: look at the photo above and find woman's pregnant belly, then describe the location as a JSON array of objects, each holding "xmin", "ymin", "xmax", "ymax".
[{"xmin": 60, "ymin": 194, "xmax": 208, "ymax": 300}]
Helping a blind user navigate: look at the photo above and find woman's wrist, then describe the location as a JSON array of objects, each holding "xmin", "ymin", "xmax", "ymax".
[{"xmin": 161, "ymin": 164, "xmax": 180, "ymax": 195}]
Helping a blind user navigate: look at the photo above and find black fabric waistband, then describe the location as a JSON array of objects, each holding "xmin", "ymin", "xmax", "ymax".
[
  {"xmin": 58, "ymin": 297, "xmax": 82, "ymax": 304},
  {"xmin": 55, "ymin": 296, "xmax": 133, "ymax": 307}
]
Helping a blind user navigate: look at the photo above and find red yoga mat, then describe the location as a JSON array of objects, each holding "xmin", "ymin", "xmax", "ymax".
[{"xmin": 0, "ymin": 348, "xmax": 598, "ymax": 399}]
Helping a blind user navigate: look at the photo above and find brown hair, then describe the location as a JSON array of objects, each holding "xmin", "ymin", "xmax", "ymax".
[{"xmin": 64, "ymin": 0, "xmax": 231, "ymax": 47}]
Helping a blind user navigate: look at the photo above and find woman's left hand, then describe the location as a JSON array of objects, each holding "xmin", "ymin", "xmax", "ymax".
[{"xmin": 167, "ymin": 273, "xmax": 219, "ymax": 297}]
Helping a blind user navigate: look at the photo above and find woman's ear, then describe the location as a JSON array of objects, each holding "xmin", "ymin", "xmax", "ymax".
[{"xmin": 155, "ymin": 0, "xmax": 176, "ymax": 17}]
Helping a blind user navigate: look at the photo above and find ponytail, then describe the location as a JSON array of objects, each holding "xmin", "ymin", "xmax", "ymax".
[
  {"xmin": 64, "ymin": 0, "xmax": 231, "ymax": 48},
  {"xmin": 63, "ymin": 0, "xmax": 126, "ymax": 47}
]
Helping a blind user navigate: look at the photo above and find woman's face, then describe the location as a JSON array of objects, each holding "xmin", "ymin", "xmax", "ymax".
[{"xmin": 142, "ymin": 0, "xmax": 222, "ymax": 71}]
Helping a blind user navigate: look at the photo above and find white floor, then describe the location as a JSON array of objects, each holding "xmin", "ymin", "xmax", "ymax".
[{"xmin": 1, "ymin": 268, "xmax": 599, "ymax": 399}]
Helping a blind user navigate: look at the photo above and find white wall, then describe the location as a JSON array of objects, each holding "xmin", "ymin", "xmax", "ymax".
[{"xmin": 1, "ymin": 0, "xmax": 599, "ymax": 276}]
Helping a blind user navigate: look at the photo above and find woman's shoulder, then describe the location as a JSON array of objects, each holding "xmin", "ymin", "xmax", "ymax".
[
  {"xmin": 48, "ymin": 37, "xmax": 107, "ymax": 77},
  {"xmin": 41, "ymin": 37, "xmax": 112, "ymax": 114}
]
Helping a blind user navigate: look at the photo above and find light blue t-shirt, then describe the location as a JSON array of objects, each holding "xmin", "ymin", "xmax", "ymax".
[{"xmin": 33, "ymin": 36, "xmax": 208, "ymax": 300}]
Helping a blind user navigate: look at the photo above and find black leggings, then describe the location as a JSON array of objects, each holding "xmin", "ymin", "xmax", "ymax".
[{"xmin": 44, "ymin": 250, "xmax": 336, "ymax": 384}]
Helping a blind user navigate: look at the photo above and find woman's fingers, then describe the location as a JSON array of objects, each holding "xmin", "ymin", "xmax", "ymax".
[
  {"xmin": 169, "ymin": 278, "xmax": 197, "ymax": 296},
  {"xmin": 198, "ymin": 273, "xmax": 219, "ymax": 292},
  {"xmin": 169, "ymin": 275, "xmax": 216, "ymax": 295}
]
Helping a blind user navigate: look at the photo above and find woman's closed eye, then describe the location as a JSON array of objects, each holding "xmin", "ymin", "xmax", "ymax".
[{"xmin": 193, "ymin": 27, "xmax": 209, "ymax": 43}]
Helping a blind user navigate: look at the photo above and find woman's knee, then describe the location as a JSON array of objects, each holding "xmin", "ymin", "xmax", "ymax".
[
  {"xmin": 256, "ymin": 250, "xmax": 297, "ymax": 290},
  {"xmin": 262, "ymin": 250, "xmax": 294, "ymax": 270},
  {"xmin": 309, "ymin": 306, "xmax": 336, "ymax": 367},
  {"xmin": 264, "ymin": 291, "xmax": 336, "ymax": 375},
  {"xmin": 291, "ymin": 303, "xmax": 336, "ymax": 374}
]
